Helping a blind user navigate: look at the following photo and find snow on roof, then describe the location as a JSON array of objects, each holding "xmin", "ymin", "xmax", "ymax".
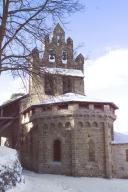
[
  {"xmin": 0, "ymin": 94, "xmax": 28, "ymax": 108},
  {"xmin": 112, "ymin": 132, "xmax": 128, "ymax": 144},
  {"xmin": 40, "ymin": 67, "xmax": 84, "ymax": 77},
  {"xmin": 34, "ymin": 93, "xmax": 117, "ymax": 108},
  {"xmin": 0, "ymin": 146, "xmax": 17, "ymax": 172}
]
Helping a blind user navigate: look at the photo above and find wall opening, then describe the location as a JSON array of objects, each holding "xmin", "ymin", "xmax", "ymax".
[
  {"xmin": 85, "ymin": 122, "xmax": 91, "ymax": 127},
  {"xmin": 53, "ymin": 139, "xmax": 61, "ymax": 162},
  {"xmin": 89, "ymin": 139, "xmax": 95, "ymax": 162},
  {"xmin": 49, "ymin": 49, "xmax": 55, "ymax": 62},
  {"xmin": 78, "ymin": 121, "xmax": 83, "ymax": 128},
  {"xmin": 0, "ymin": 137, "xmax": 9, "ymax": 146},
  {"xmin": 63, "ymin": 77, "xmax": 73, "ymax": 94},
  {"xmin": 92, "ymin": 122, "xmax": 98, "ymax": 127},
  {"xmin": 45, "ymin": 75, "xmax": 54, "ymax": 95}
]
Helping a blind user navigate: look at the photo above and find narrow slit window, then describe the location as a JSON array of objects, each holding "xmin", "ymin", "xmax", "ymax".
[
  {"xmin": 63, "ymin": 77, "xmax": 73, "ymax": 94},
  {"xmin": 89, "ymin": 139, "xmax": 95, "ymax": 162},
  {"xmin": 53, "ymin": 139, "xmax": 61, "ymax": 162},
  {"xmin": 45, "ymin": 75, "xmax": 54, "ymax": 95}
]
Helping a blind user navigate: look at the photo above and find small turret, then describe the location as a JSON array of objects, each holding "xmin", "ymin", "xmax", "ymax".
[
  {"xmin": 75, "ymin": 53, "xmax": 84, "ymax": 70},
  {"xmin": 52, "ymin": 23, "xmax": 65, "ymax": 46},
  {"xmin": 31, "ymin": 47, "xmax": 40, "ymax": 63},
  {"xmin": 44, "ymin": 35, "xmax": 49, "ymax": 46},
  {"xmin": 43, "ymin": 35, "xmax": 50, "ymax": 66},
  {"xmin": 67, "ymin": 37, "xmax": 73, "ymax": 65},
  {"xmin": 67, "ymin": 37, "xmax": 73, "ymax": 46},
  {"xmin": 75, "ymin": 53, "xmax": 84, "ymax": 63},
  {"xmin": 53, "ymin": 23, "xmax": 65, "ymax": 35}
]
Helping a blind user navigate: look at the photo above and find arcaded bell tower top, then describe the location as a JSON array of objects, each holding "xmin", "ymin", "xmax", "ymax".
[
  {"xmin": 30, "ymin": 24, "xmax": 85, "ymax": 99},
  {"xmin": 42, "ymin": 23, "xmax": 84, "ymax": 71}
]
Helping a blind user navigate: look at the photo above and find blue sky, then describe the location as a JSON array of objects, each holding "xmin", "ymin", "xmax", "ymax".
[
  {"xmin": 67, "ymin": 0, "xmax": 128, "ymax": 58},
  {"xmin": 0, "ymin": 0, "xmax": 128, "ymax": 133},
  {"xmin": 66, "ymin": 0, "xmax": 128, "ymax": 133}
]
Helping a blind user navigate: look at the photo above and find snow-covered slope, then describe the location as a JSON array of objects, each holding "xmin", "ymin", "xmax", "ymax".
[{"xmin": 0, "ymin": 146, "xmax": 23, "ymax": 191}]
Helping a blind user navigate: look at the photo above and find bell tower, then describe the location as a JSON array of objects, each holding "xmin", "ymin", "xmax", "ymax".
[{"xmin": 29, "ymin": 23, "xmax": 85, "ymax": 104}]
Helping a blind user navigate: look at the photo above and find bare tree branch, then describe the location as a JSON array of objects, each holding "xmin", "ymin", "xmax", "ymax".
[{"xmin": 0, "ymin": 0, "xmax": 84, "ymax": 79}]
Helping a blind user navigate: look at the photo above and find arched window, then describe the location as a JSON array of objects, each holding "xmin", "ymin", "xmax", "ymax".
[
  {"xmin": 53, "ymin": 139, "xmax": 61, "ymax": 162},
  {"xmin": 78, "ymin": 121, "xmax": 83, "ymax": 128},
  {"xmin": 62, "ymin": 51, "xmax": 67, "ymax": 64},
  {"xmin": 58, "ymin": 122, "xmax": 63, "ymax": 129},
  {"xmin": 85, "ymin": 122, "xmax": 91, "ymax": 127},
  {"xmin": 92, "ymin": 121, "xmax": 98, "ymax": 127},
  {"xmin": 49, "ymin": 49, "xmax": 55, "ymax": 62},
  {"xmin": 65, "ymin": 122, "xmax": 71, "ymax": 128},
  {"xmin": 89, "ymin": 139, "xmax": 95, "ymax": 162}
]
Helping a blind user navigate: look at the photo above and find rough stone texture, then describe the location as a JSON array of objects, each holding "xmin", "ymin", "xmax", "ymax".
[
  {"xmin": 21, "ymin": 102, "xmax": 116, "ymax": 177},
  {"xmin": 112, "ymin": 143, "xmax": 128, "ymax": 178},
  {"xmin": 29, "ymin": 23, "xmax": 85, "ymax": 103}
]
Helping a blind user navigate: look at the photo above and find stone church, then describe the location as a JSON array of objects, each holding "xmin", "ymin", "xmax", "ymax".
[{"xmin": 0, "ymin": 24, "xmax": 128, "ymax": 178}]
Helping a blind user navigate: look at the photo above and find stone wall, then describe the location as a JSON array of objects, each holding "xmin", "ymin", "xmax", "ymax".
[
  {"xmin": 36, "ymin": 115, "xmax": 73, "ymax": 175},
  {"xmin": 71, "ymin": 123, "xmax": 106, "ymax": 177},
  {"xmin": 29, "ymin": 73, "xmax": 85, "ymax": 100},
  {"xmin": 112, "ymin": 143, "xmax": 128, "ymax": 178},
  {"xmin": 21, "ymin": 102, "xmax": 116, "ymax": 177}
]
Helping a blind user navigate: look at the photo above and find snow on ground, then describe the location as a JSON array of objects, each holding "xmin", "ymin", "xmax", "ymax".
[{"xmin": 10, "ymin": 170, "xmax": 128, "ymax": 192}]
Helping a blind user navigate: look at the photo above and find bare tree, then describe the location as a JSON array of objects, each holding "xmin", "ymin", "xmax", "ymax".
[{"xmin": 0, "ymin": 0, "xmax": 83, "ymax": 76}]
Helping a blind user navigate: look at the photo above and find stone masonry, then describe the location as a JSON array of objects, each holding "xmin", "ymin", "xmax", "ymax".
[{"xmin": 20, "ymin": 24, "xmax": 123, "ymax": 178}]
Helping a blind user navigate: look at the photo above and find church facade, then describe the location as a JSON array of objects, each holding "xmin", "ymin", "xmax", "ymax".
[{"xmin": 0, "ymin": 24, "xmax": 128, "ymax": 178}]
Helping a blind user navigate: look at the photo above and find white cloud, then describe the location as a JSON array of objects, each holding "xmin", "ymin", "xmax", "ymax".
[{"xmin": 85, "ymin": 49, "xmax": 128, "ymax": 133}]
